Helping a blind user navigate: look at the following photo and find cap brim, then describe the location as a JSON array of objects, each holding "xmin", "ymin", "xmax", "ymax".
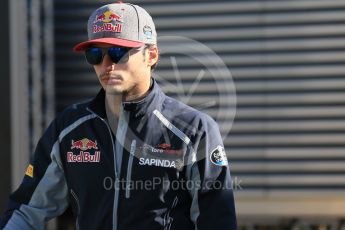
[{"xmin": 73, "ymin": 37, "xmax": 144, "ymax": 52}]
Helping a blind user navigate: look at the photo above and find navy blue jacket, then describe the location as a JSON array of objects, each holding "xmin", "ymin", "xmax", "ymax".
[{"xmin": 1, "ymin": 79, "xmax": 237, "ymax": 230}]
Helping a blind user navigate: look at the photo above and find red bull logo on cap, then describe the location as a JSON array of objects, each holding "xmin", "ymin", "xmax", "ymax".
[
  {"xmin": 93, "ymin": 10, "xmax": 124, "ymax": 34},
  {"xmin": 94, "ymin": 10, "xmax": 123, "ymax": 23}
]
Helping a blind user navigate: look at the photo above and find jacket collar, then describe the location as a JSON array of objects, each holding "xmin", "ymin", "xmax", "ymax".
[{"xmin": 87, "ymin": 78, "xmax": 164, "ymax": 119}]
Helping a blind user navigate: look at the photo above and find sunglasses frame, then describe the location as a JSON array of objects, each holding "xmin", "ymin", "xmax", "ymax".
[{"xmin": 84, "ymin": 45, "xmax": 145, "ymax": 65}]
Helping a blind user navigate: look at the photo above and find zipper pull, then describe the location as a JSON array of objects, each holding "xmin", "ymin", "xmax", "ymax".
[
  {"xmin": 130, "ymin": 139, "xmax": 136, "ymax": 156},
  {"xmin": 126, "ymin": 139, "xmax": 137, "ymax": 199}
]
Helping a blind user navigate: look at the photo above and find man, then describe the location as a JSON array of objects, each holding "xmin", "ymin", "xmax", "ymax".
[{"xmin": 0, "ymin": 2, "xmax": 236, "ymax": 230}]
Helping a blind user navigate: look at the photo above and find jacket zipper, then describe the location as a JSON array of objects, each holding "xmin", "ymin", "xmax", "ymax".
[
  {"xmin": 86, "ymin": 108, "xmax": 119, "ymax": 230},
  {"xmin": 70, "ymin": 189, "xmax": 80, "ymax": 230},
  {"xmin": 126, "ymin": 140, "xmax": 136, "ymax": 198}
]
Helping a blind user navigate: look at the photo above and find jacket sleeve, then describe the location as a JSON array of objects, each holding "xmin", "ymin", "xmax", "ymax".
[
  {"xmin": 188, "ymin": 117, "xmax": 237, "ymax": 229},
  {"xmin": 0, "ymin": 119, "xmax": 69, "ymax": 230}
]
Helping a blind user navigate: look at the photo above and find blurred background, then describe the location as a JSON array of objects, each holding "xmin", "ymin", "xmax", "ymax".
[{"xmin": 1, "ymin": 0, "xmax": 345, "ymax": 229}]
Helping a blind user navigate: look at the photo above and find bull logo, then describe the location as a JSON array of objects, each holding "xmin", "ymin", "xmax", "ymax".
[
  {"xmin": 94, "ymin": 10, "xmax": 124, "ymax": 23},
  {"xmin": 71, "ymin": 138, "xmax": 98, "ymax": 151}
]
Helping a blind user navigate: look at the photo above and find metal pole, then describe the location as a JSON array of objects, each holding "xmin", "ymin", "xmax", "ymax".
[
  {"xmin": 30, "ymin": 0, "xmax": 43, "ymax": 152},
  {"xmin": 9, "ymin": 0, "xmax": 30, "ymax": 191},
  {"xmin": 43, "ymin": 0, "xmax": 55, "ymax": 126}
]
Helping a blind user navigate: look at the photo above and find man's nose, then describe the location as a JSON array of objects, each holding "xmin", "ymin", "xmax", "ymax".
[{"xmin": 103, "ymin": 54, "xmax": 116, "ymax": 70}]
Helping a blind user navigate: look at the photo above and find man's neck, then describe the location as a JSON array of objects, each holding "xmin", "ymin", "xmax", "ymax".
[
  {"xmin": 105, "ymin": 94, "xmax": 122, "ymax": 118},
  {"xmin": 104, "ymin": 83, "xmax": 152, "ymax": 134},
  {"xmin": 105, "ymin": 94, "xmax": 122, "ymax": 135}
]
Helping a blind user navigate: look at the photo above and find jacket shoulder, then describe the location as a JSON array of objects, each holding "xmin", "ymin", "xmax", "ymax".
[
  {"xmin": 160, "ymin": 96, "xmax": 218, "ymax": 136},
  {"xmin": 54, "ymin": 99, "xmax": 93, "ymax": 129}
]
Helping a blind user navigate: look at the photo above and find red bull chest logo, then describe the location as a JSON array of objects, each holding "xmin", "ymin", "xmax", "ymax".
[
  {"xmin": 93, "ymin": 10, "xmax": 124, "ymax": 33},
  {"xmin": 67, "ymin": 138, "xmax": 101, "ymax": 163},
  {"xmin": 71, "ymin": 138, "xmax": 98, "ymax": 151}
]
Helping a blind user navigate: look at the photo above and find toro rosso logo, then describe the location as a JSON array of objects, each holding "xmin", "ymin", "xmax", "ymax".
[{"xmin": 67, "ymin": 138, "xmax": 100, "ymax": 163}]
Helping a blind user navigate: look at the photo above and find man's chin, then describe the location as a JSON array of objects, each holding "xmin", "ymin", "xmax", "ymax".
[{"xmin": 104, "ymin": 86, "xmax": 125, "ymax": 96}]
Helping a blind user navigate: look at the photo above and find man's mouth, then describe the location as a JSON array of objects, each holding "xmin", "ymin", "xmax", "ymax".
[{"xmin": 101, "ymin": 72, "xmax": 123, "ymax": 84}]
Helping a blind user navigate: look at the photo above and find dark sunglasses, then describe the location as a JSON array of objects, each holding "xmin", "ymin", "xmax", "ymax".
[{"xmin": 84, "ymin": 46, "xmax": 142, "ymax": 65}]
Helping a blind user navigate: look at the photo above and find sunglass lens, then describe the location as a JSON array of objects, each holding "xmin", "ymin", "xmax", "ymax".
[
  {"xmin": 85, "ymin": 47, "xmax": 103, "ymax": 65},
  {"xmin": 108, "ymin": 47, "xmax": 129, "ymax": 63}
]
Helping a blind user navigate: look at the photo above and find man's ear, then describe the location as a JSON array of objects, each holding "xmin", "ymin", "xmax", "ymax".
[{"xmin": 147, "ymin": 45, "xmax": 159, "ymax": 67}]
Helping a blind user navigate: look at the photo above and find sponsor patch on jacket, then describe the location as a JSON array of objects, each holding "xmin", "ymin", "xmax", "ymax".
[
  {"xmin": 25, "ymin": 164, "xmax": 34, "ymax": 178},
  {"xmin": 67, "ymin": 151, "xmax": 101, "ymax": 163},
  {"xmin": 210, "ymin": 146, "xmax": 228, "ymax": 166},
  {"xmin": 138, "ymin": 144, "xmax": 184, "ymax": 170},
  {"xmin": 154, "ymin": 143, "xmax": 184, "ymax": 157},
  {"xmin": 139, "ymin": 158, "xmax": 177, "ymax": 168},
  {"xmin": 70, "ymin": 138, "xmax": 98, "ymax": 151},
  {"xmin": 68, "ymin": 138, "xmax": 101, "ymax": 163}
]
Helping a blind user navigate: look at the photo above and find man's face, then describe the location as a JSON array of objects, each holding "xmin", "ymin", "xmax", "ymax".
[{"xmin": 91, "ymin": 44, "xmax": 158, "ymax": 101}]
